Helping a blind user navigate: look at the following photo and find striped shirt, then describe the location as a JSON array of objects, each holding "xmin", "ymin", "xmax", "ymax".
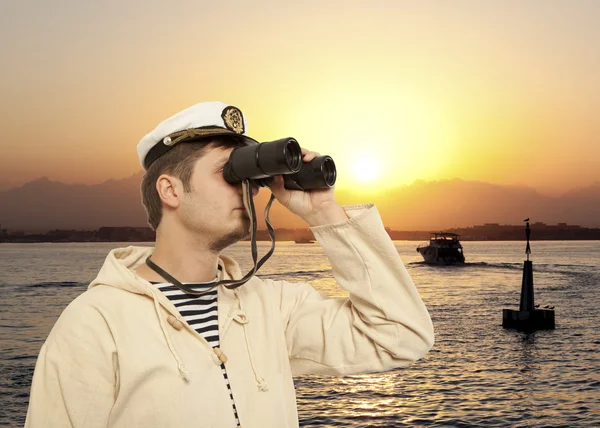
[{"xmin": 151, "ymin": 273, "xmax": 240, "ymax": 426}]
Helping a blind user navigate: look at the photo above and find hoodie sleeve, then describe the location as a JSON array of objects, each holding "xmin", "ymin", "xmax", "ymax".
[
  {"xmin": 25, "ymin": 295, "xmax": 117, "ymax": 428},
  {"xmin": 273, "ymin": 204, "xmax": 434, "ymax": 376}
]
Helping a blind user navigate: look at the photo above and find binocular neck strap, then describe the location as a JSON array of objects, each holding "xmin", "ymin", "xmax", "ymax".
[{"xmin": 145, "ymin": 179, "xmax": 277, "ymax": 296}]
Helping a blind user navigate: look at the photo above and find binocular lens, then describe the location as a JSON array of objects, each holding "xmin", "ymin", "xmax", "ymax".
[
  {"xmin": 322, "ymin": 157, "xmax": 336, "ymax": 187},
  {"xmin": 284, "ymin": 142, "xmax": 302, "ymax": 171},
  {"xmin": 283, "ymin": 155, "xmax": 337, "ymax": 190}
]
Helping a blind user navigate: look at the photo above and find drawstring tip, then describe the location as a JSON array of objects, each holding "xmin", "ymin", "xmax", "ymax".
[
  {"xmin": 178, "ymin": 364, "xmax": 191, "ymax": 382},
  {"xmin": 257, "ymin": 378, "xmax": 269, "ymax": 392}
]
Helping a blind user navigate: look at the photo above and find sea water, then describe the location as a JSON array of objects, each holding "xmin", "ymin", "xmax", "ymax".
[{"xmin": 1, "ymin": 241, "xmax": 599, "ymax": 427}]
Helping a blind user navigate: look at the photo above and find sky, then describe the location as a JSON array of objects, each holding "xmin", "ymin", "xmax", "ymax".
[{"xmin": 1, "ymin": 0, "xmax": 599, "ymax": 195}]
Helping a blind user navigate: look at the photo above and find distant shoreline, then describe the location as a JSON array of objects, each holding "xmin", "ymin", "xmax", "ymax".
[{"xmin": 2, "ymin": 222, "xmax": 600, "ymax": 243}]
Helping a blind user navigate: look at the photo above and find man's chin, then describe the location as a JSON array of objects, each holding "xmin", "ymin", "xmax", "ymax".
[{"xmin": 210, "ymin": 220, "xmax": 251, "ymax": 252}]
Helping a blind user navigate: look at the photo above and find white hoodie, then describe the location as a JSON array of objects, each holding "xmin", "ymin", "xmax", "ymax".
[{"xmin": 25, "ymin": 204, "xmax": 434, "ymax": 428}]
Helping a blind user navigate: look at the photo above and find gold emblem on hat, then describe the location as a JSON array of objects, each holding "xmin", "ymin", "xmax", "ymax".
[{"xmin": 222, "ymin": 106, "xmax": 245, "ymax": 134}]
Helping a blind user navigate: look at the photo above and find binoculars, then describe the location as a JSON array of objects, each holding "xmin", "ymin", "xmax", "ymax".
[{"xmin": 222, "ymin": 138, "xmax": 336, "ymax": 191}]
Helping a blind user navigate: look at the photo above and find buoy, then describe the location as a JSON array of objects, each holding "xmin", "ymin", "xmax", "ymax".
[{"xmin": 502, "ymin": 219, "xmax": 555, "ymax": 331}]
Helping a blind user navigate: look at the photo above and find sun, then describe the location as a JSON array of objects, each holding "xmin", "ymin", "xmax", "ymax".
[{"xmin": 352, "ymin": 155, "xmax": 380, "ymax": 183}]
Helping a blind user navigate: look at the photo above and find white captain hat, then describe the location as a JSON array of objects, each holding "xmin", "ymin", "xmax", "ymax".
[{"xmin": 137, "ymin": 101, "xmax": 259, "ymax": 170}]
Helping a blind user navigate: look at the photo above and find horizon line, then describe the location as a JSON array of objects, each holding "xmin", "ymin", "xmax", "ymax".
[{"xmin": 4, "ymin": 221, "xmax": 600, "ymax": 235}]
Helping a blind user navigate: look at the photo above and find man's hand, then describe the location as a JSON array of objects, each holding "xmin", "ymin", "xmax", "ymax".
[{"xmin": 268, "ymin": 148, "xmax": 349, "ymax": 227}]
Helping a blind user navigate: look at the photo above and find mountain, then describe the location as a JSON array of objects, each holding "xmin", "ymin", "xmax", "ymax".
[
  {"xmin": 1, "ymin": 175, "xmax": 599, "ymax": 232},
  {"xmin": 0, "ymin": 173, "xmax": 147, "ymax": 232},
  {"xmin": 335, "ymin": 178, "xmax": 600, "ymax": 230}
]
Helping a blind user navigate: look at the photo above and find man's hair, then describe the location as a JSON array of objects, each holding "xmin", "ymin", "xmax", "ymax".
[{"xmin": 141, "ymin": 138, "xmax": 244, "ymax": 230}]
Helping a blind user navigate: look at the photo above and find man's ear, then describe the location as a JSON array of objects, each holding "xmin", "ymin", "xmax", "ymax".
[{"xmin": 156, "ymin": 174, "xmax": 182, "ymax": 208}]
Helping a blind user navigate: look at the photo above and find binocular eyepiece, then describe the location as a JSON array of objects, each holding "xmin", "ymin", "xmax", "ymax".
[{"xmin": 223, "ymin": 138, "xmax": 336, "ymax": 191}]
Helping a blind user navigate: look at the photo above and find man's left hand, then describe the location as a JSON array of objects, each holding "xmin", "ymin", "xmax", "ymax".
[{"xmin": 268, "ymin": 148, "xmax": 349, "ymax": 227}]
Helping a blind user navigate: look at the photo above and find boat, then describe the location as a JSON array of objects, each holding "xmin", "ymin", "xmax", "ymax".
[
  {"xmin": 294, "ymin": 237, "xmax": 315, "ymax": 244},
  {"xmin": 416, "ymin": 232, "xmax": 465, "ymax": 264}
]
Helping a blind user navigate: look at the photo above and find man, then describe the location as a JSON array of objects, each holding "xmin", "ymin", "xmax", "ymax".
[{"xmin": 25, "ymin": 101, "xmax": 434, "ymax": 427}]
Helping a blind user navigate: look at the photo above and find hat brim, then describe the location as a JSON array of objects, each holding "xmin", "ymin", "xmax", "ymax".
[{"xmin": 144, "ymin": 127, "xmax": 259, "ymax": 170}]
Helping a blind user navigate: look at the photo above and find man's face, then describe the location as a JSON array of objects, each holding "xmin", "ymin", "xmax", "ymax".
[{"xmin": 177, "ymin": 145, "xmax": 259, "ymax": 252}]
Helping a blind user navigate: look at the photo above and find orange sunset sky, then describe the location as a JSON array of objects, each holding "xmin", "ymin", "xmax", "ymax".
[{"xmin": 1, "ymin": 1, "xmax": 599, "ymax": 196}]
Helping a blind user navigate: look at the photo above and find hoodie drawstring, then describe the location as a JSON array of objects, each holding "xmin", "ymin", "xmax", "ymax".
[
  {"xmin": 145, "ymin": 285, "xmax": 267, "ymax": 392},
  {"xmin": 149, "ymin": 289, "xmax": 191, "ymax": 381},
  {"xmin": 234, "ymin": 289, "xmax": 269, "ymax": 392}
]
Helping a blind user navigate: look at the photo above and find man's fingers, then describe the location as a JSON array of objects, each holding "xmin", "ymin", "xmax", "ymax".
[
  {"xmin": 301, "ymin": 148, "xmax": 321, "ymax": 162},
  {"xmin": 268, "ymin": 175, "xmax": 283, "ymax": 189}
]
